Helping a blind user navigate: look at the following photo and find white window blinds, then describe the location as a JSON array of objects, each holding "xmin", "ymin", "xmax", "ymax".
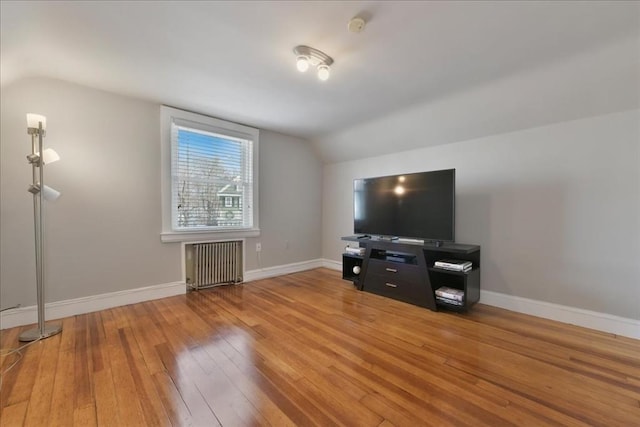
[{"xmin": 171, "ymin": 120, "xmax": 254, "ymax": 230}]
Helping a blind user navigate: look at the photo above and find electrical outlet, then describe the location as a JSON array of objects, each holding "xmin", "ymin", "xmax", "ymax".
[{"xmin": 256, "ymin": 243, "xmax": 262, "ymax": 252}]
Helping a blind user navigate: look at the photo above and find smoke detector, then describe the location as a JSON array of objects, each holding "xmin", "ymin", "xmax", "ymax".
[{"xmin": 348, "ymin": 17, "xmax": 366, "ymax": 33}]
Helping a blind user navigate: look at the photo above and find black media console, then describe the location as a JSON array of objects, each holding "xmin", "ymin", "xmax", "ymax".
[{"xmin": 341, "ymin": 236, "xmax": 480, "ymax": 311}]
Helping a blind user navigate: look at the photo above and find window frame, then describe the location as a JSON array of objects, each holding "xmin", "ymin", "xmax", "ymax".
[{"xmin": 160, "ymin": 106, "xmax": 260, "ymax": 243}]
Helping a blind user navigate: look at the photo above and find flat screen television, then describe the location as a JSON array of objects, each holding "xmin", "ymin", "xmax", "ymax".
[{"xmin": 353, "ymin": 169, "xmax": 455, "ymax": 242}]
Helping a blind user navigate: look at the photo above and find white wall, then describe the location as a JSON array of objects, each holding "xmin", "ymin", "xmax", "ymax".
[
  {"xmin": 2, "ymin": 76, "xmax": 637, "ymax": 328},
  {"xmin": 0, "ymin": 77, "xmax": 322, "ymax": 311},
  {"xmin": 313, "ymin": 34, "xmax": 640, "ymax": 164},
  {"xmin": 323, "ymin": 109, "xmax": 640, "ymax": 320},
  {"xmin": 247, "ymin": 130, "xmax": 323, "ymax": 270}
]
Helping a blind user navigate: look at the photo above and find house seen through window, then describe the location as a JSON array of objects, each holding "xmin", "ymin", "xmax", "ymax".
[
  {"xmin": 160, "ymin": 106, "xmax": 259, "ymax": 241},
  {"xmin": 172, "ymin": 124, "xmax": 253, "ymax": 230}
]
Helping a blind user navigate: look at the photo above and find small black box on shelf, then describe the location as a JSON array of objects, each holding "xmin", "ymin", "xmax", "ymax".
[{"xmin": 386, "ymin": 254, "xmax": 415, "ymax": 263}]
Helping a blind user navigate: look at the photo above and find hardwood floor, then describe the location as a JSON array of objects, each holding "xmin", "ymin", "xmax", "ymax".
[{"xmin": 1, "ymin": 268, "xmax": 639, "ymax": 426}]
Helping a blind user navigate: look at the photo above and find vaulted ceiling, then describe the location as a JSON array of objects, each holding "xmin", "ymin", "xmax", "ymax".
[{"xmin": 2, "ymin": 1, "xmax": 638, "ymax": 162}]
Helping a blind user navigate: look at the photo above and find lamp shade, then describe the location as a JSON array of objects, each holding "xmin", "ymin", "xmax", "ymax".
[
  {"xmin": 26, "ymin": 113, "xmax": 47, "ymax": 130},
  {"xmin": 41, "ymin": 148, "xmax": 60, "ymax": 165},
  {"xmin": 42, "ymin": 185, "xmax": 61, "ymax": 202}
]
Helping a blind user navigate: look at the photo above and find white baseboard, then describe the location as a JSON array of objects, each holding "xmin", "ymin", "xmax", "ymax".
[
  {"xmin": 244, "ymin": 259, "xmax": 325, "ymax": 282},
  {"xmin": 325, "ymin": 259, "xmax": 638, "ymax": 340},
  {"xmin": 322, "ymin": 258, "xmax": 342, "ymax": 271},
  {"xmin": 0, "ymin": 281, "xmax": 186, "ymax": 330},
  {"xmin": 480, "ymin": 290, "xmax": 639, "ymax": 340},
  {"xmin": 0, "ymin": 257, "xmax": 326, "ymax": 331},
  {"xmin": 4, "ymin": 262, "xmax": 637, "ymax": 340}
]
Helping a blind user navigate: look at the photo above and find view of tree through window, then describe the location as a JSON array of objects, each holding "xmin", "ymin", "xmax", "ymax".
[{"xmin": 173, "ymin": 126, "xmax": 252, "ymax": 229}]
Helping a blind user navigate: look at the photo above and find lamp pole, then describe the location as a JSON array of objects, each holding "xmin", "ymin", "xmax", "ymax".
[{"xmin": 19, "ymin": 116, "xmax": 62, "ymax": 342}]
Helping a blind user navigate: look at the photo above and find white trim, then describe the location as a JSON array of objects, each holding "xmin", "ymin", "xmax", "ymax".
[
  {"xmin": 279, "ymin": 258, "xmax": 640, "ymax": 339},
  {"xmin": 244, "ymin": 259, "xmax": 325, "ymax": 282},
  {"xmin": 322, "ymin": 258, "xmax": 342, "ymax": 271},
  {"xmin": 162, "ymin": 229, "xmax": 260, "ymax": 243},
  {"xmin": 160, "ymin": 105, "xmax": 260, "ymax": 242},
  {"xmin": 5, "ymin": 261, "xmax": 635, "ymax": 340},
  {"xmin": 0, "ymin": 282, "xmax": 186, "ymax": 330},
  {"xmin": 480, "ymin": 290, "xmax": 640, "ymax": 340},
  {"xmin": 328, "ymin": 259, "xmax": 638, "ymax": 339}
]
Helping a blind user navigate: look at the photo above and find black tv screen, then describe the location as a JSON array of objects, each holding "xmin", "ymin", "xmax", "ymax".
[{"xmin": 353, "ymin": 169, "xmax": 455, "ymax": 242}]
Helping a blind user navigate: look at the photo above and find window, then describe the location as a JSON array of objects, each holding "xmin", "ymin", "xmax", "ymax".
[{"xmin": 161, "ymin": 106, "xmax": 259, "ymax": 242}]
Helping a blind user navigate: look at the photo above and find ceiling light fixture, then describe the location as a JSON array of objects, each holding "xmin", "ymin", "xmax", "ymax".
[
  {"xmin": 317, "ymin": 64, "xmax": 330, "ymax": 81},
  {"xmin": 296, "ymin": 56, "xmax": 310, "ymax": 72},
  {"xmin": 293, "ymin": 45, "xmax": 333, "ymax": 81}
]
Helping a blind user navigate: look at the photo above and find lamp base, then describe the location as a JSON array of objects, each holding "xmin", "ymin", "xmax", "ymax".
[{"xmin": 19, "ymin": 323, "xmax": 63, "ymax": 342}]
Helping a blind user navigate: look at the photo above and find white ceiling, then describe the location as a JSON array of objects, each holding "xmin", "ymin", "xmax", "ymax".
[{"xmin": 2, "ymin": 1, "xmax": 639, "ymax": 162}]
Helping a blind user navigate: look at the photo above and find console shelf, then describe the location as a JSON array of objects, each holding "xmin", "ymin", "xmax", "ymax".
[
  {"xmin": 341, "ymin": 236, "xmax": 480, "ymax": 311},
  {"xmin": 342, "ymin": 253, "xmax": 364, "ymax": 285}
]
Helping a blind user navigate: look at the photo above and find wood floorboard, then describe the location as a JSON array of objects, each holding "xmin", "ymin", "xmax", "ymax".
[
  {"xmin": 21, "ymin": 332, "xmax": 59, "ymax": 426},
  {"xmin": 1, "ymin": 268, "xmax": 639, "ymax": 426}
]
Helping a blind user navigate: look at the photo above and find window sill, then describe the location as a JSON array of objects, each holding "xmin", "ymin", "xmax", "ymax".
[{"xmin": 161, "ymin": 228, "xmax": 261, "ymax": 243}]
